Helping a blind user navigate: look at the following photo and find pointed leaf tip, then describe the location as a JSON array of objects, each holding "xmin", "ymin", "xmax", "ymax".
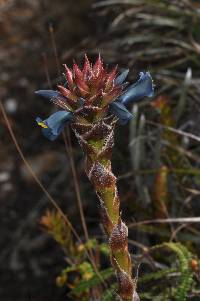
[
  {"xmin": 82, "ymin": 54, "xmax": 92, "ymax": 78},
  {"xmin": 93, "ymin": 54, "xmax": 103, "ymax": 77},
  {"xmin": 105, "ymin": 65, "xmax": 118, "ymax": 91},
  {"xmin": 73, "ymin": 62, "xmax": 83, "ymax": 80},
  {"xmin": 63, "ymin": 64, "xmax": 74, "ymax": 88}
]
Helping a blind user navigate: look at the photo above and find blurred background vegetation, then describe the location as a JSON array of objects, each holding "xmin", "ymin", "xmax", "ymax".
[{"xmin": 1, "ymin": 0, "xmax": 200, "ymax": 300}]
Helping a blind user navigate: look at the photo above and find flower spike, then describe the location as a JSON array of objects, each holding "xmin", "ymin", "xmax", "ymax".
[{"xmin": 35, "ymin": 55, "xmax": 154, "ymax": 301}]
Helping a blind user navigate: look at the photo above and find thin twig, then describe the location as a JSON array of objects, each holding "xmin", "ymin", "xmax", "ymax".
[
  {"xmin": 42, "ymin": 52, "xmax": 52, "ymax": 89},
  {"xmin": 148, "ymin": 120, "xmax": 200, "ymax": 144},
  {"xmin": 129, "ymin": 217, "xmax": 200, "ymax": 228},
  {"xmin": 170, "ymin": 223, "xmax": 188, "ymax": 241},
  {"xmin": 49, "ymin": 23, "xmax": 61, "ymax": 75},
  {"xmin": 118, "ymin": 167, "xmax": 200, "ymax": 180}
]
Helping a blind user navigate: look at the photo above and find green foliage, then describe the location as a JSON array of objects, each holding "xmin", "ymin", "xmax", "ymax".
[
  {"xmin": 71, "ymin": 267, "xmax": 114, "ymax": 296},
  {"xmin": 164, "ymin": 243, "xmax": 193, "ymax": 301},
  {"xmin": 41, "ymin": 209, "xmax": 112, "ymax": 300},
  {"xmin": 102, "ymin": 284, "xmax": 117, "ymax": 301},
  {"xmin": 138, "ymin": 267, "xmax": 176, "ymax": 284},
  {"xmin": 40, "ymin": 210, "xmax": 74, "ymax": 255},
  {"xmin": 40, "ymin": 188, "xmax": 196, "ymax": 300},
  {"xmin": 56, "ymin": 261, "xmax": 95, "ymax": 287},
  {"xmin": 132, "ymin": 242, "xmax": 195, "ymax": 301}
]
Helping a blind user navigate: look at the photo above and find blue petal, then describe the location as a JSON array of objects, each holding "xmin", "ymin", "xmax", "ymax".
[
  {"xmin": 110, "ymin": 101, "xmax": 133, "ymax": 125},
  {"xmin": 35, "ymin": 90, "xmax": 59, "ymax": 98},
  {"xmin": 45, "ymin": 111, "xmax": 73, "ymax": 134},
  {"xmin": 35, "ymin": 90, "xmax": 67, "ymax": 102},
  {"xmin": 118, "ymin": 72, "xmax": 154, "ymax": 105},
  {"xmin": 114, "ymin": 69, "xmax": 129, "ymax": 85},
  {"xmin": 36, "ymin": 111, "xmax": 73, "ymax": 140},
  {"xmin": 42, "ymin": 127, "xmax": 58, "ymax": 141}
]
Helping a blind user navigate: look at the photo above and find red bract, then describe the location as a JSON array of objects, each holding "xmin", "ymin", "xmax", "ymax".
[
  {"xmin": 59, "ymin": 55, "xmax": 122, "ymax": 108},
  {"xmin": 63, "ymin": 64, "xmax": 74, "ymax": 89},
  {"xmin": 57, "ymin": 85, "xmax": 78, "ymax": 101}
]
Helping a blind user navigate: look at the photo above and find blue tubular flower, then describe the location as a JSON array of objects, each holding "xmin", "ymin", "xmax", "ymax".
[
  {"xmin": 110, "ymin": 101, "xmax": 133, "ymax": 125},
  {"xmin": 117, "ymin": 72, "xmax": 154, "ymax": 106},
  {"xmin": 110, "ymin": 71, "xmax": 154, "ymax": 124},
  {"xmin": 36, "ymin": 111, "xmax": 73, "ymax": 141},
  {"xmin": 35, "ymin": 58, "xmax": 154, "ymax": 136},
  {"xmin": 35, "ymin": 90, "xmax": 61, "ymax": 99}
]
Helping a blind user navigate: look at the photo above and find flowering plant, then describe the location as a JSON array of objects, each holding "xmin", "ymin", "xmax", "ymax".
[{"xmin": 36, "ymin": 55, "xmax": 153, "ymax": 301}]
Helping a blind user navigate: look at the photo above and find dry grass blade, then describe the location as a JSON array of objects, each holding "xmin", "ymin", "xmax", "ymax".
[
  {"xmin": 175, "ymin": 68, "xmax": 192, "ymax": 122},
  {"xmin": 42, "ymin": 52, "xmax": 53, "ymax": 89},
  {"xmin": 92, "ymin": 0, "xmax": 139, "ymax": 8},
  {"xmin": 148, "ymin": 120, "xmax": 200, "ymax": 144},
  {"xmin": 129, "ymin": 217, "xmax": 200, "ymax": 228},
  {"xmin": 129, "ymin": 111, "xmax": 151, "ymax": 206}
]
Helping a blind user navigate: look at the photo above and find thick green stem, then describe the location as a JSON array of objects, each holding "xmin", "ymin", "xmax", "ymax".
[{"xmin": 72, "ymin": 117, "xmax": 138, "ymax": 301}]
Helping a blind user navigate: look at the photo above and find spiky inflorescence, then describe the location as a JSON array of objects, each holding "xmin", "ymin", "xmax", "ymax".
[
  {"xmin": 68, "ymin": 56, "xmax": 136, "ymax": 300},
  {"xmin": 36, "ymin": 55, "xmax": 154, "ymax": 301}
]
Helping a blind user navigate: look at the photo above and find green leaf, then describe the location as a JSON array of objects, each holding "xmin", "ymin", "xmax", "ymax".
[
  {"xmin": 102, "ymin": 284, "xmax": 117, "ymax": 301},
  {"xmin": 72, "ymin": 267, "xmax": 114, "ymax": 295}
]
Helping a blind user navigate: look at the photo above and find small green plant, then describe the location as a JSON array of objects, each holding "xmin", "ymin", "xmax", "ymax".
[
  {"xmin": 165, "ymin": 242, "xmax": 193, "ymax": 301},
  {"xmin": 40, "ymin": 209, "xmax": 112, "ymax": 300},
  {"xmin": 137, "ymin": 242, "xmax": 195, "ymax": 301},
  {"xmin": 40, "ymin": 210, "xmax": 198, "ymax": 301}
]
